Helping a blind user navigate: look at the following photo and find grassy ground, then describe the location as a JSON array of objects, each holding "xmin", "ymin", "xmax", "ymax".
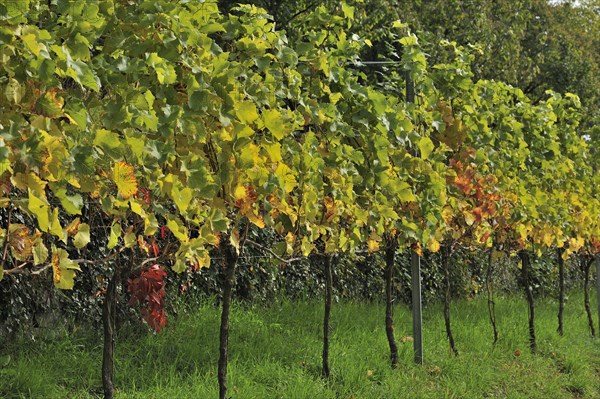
[{"xmin": 1, "ymin": 292, "xmax": 599, "ymax": 399}]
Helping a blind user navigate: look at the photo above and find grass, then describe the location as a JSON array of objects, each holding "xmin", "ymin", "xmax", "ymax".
[{"xmin": 1, "ymin": 292, "xmax": 599, "ymax": 398}]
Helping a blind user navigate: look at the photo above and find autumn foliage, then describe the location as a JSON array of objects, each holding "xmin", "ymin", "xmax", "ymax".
[{"xmin": 127, "ymin": 265, "xmax": 167, "ymax": 331}]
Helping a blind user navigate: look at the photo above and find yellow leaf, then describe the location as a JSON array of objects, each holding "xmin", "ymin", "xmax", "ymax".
[
  {"xmin": 367, "ymin": 239, "xmax": 380, "ymax": 253},
  {"xmin": 238, "ymin": 143, "xmax": 261, "ymax": 168},
  {"xmin": 28, "ymin": 189, "xmax": 50, "ymax": 232},
  {"xmin": 195, "ymin": 250, "xmax": 211, "ymax": 269},
  {"xmin": 112, "ymin": 162, "xmax": 138, "ymax": 199},
  {"xmin": 229, "ymin": 230, "xmax": 240, "ymax": 253},
  {"xmin": 130, "ymin": 199, "xmax": 146, "ymax": 217},
  {"xmin": 137, "ymin": 235, "xmax": 149, "ymax": 254},
  {"xmin": 568, "ymin": 236, "xmax": 584, "ymax": 252},
  {"xmin": 144, "ymin": 213, "xmax": 159, "ymax": 236},
  {"xmin": 73, "ymin": 223, "xmax": 90, "ymax": 249},
  {"xmin": 428, "ymin": 238, "xmax": 441, "ymax": 253},
  {"xmin": 542, "ymin": 231, "xmax": 554, "ymax": 247},
  {"xmin": 50, "ymin": 208, "xmax": 65, "ymax": 241},
  {"xmin": 166, "ymin": 218, "xmax": 189, "ymax": 243},
  {"xmin": 236, "ymin": 101, "xmax": 259, "ymax": 125},
  {"xmin": 263, "ymin": 108, "xmax": 287, "ymax": 140},
  {"xmin": 442, "ymin": 206, "xmax": 453, "ymax": 223},
  {"xmin": 463, "ymin": 210, "xmax": 475, "ymax": 226},
  {"xmin": 301, "ymin": 236, "xmax": 315, "ymax": 257},
  {"xmin": 234, "ymin": 185, "xmax": 258, "ymax": 215},
  {"xmin": 275, "ymin": 163, "xmax": 297, "ymax": 193},
  {"xmin": 517, "ymin": 223, "xmax": 529, "ymax": 240},
  {"xmin": 234, "ymin": 185, "xmax": 248, "ymax": 202},
  {"xmin": 264, "ymin": 143, "xmax": 282, "ymax": 162},
  {"xmin": 28, "ymin": 173, "xmax": 47, "ymax": 194},
  {"xmin": 323, "ymin": 196, "xmax": 336, "ymax": 222},
  {"xmin": 285, "ymin": 232, "xmax": 295, "ymax": 254},
  {"xmin": 247, "ymin": 212, "xmax": 265, "ymax": 228},
  {"xmin": 51, "ymin": 247, "xmax": 81, "ymax": 290}
]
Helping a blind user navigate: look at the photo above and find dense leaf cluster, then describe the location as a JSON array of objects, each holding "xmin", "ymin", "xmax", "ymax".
[{"xmin": 0, "ymin": 0, "xmax": 597, "ymax": 333}]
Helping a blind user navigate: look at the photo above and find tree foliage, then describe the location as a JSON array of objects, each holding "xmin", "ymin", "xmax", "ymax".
[{"xmin": 0, "ymin": 0, "xmax": 599, "ymax": 395}]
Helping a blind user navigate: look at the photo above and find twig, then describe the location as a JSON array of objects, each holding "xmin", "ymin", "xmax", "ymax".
[
  {"xmin": 281, "ymin": 1, "xmax": 318, "ymax": 28},
  {"xmin": 72, "ymin": 247, "xmax": 127, "ymax": 266},
  {"xmin": 31, "ymin": 263, "xmax": 51, "ymax": 275},
  {"xmin": 4, "ymin": 246, "xmax": 127, "ymax": 277},
  {"xmin": 4, "ymin": 262, "xmax": 28, "ymax": 275},
  {"xmin": 244, "ymin": 239, "xmax": 304, "ymax": 264}
]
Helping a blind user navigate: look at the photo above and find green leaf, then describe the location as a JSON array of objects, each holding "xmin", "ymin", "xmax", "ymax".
[
  {"xmin": 172, "ymin": 186, "xmax": 193, "ymax": 214},
  {"xmin": 66, "ymin": 59, "xmax": 100, "ymax": 91},
  {"xmin": 126, "ymin": 135, "xmax": 146, "ymax": 161},
  {"xmin": 399, "ymin": 35, "xmax": 418, "ymax": 46},
  {"xmin": 3, "ymin": 0, "xmax": 30, "ymax": 21},
  {"xmin": 166, "ymin": 218, "xmax": 189, "ymax": 243},
  {"xmin": 22, "ymin": 33, "xmax": 42, "ymax": 56},
  {"xmin": 146, "ymin": 52, "xmax": 177, "ymax": 85},
  {"xmin": 368, "ymin": 90, "xmax": 387, "ymax": 115},
  {"xmin": 208, "ymin": 209, "xmax": 228, "ymax": 233},
  {"xmin": 144, "ymin": 213, "xmax": 158, "ymax": 236},
  {"xmin": 54, "ymin": 188, "xmax": 83, "ymax": 215},
  {"xmin": 341, "ymin": 2, "xmax": 355, "ymax": 20},
  {"xmin": 417, "ymin": 137, "xmax": 435, "ymax": 159},
  {"xmin": 64, "ymin": 101, "xmax": 87, "ymax": 129},
  {"xmin": 124, "ymin": 231, "xmax": 136, "ymax": 248},
  {"xmin": 94, "ymin": 129, "xmax": 122, "ymax": 158},
  {"xmin": 5, "ymin": 78, "xmax": 24, "ymax": 104},
  {"xmin": 73, "ymin": 223, "xmax": 90, "ymax": 249},
  {"xmin": 173, "ymin": 258, "xmax": 186, "ymax": 273},
  {"xmin": 34, "ymin": 92, "xmax": 63, "ymax": 118},
  {"xmin": 107, "ymin": 222, "xmax": 121, "ymax": 249},
  {"xmin": 32, "ymin": 240, "xmax": 48, "ymax": 265},
  {"xmin": 263, "ymin": 109, "xmax": 287, "ymax": 140}
]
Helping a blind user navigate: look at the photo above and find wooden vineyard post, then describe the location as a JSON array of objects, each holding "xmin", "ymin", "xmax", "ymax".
[
  {"xmin": 411, "ymin": 250, "xmax": 423, "ymax": 364},
  {"xmin": 405, "ymin": 68, "xmax": 423, "ymax": 365},
  {"xmin": 596, "ymin": 255, "xmax": 600, "ymax": 332}
]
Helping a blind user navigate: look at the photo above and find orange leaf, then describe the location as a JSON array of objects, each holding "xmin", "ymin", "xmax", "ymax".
[
  {"xmin": 324, "ymin": 196, "xmax": 336, "ymax": 222},
  {"xmin": 411, "ymin": 242, "xmax": 423, "ymax": 257},
  {"xmin": 234, "ymin": 185, "xmax": 257, "ymax": 214},
  {"xmin": 65, "ymin": 218, "xmax": 81, "ymax": 237},
  {"xmin": 472, "ymin": 207, "xmax": 483, "ymax": 223},
  {"xmin": 138, "ymin": 236, "xmax": 150, "ymax": 254},
  {"xmin": 453, "ymin": 174, "xmax": 472, "ymax": 194},
  {"xmin": 479, "ymin": 231, "xmax": 491, "ymax": 244}
]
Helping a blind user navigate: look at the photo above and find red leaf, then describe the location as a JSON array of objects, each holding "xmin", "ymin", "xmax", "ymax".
[
  {"xmin": 127, "ymin": 265, "xmax": 168, "ymax": 331},
  {"xmin": 161, "ymin": 226, "xmax": 169, "ymax": 239}
]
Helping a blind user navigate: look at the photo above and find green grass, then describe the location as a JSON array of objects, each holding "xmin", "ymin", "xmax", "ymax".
[{"xmin": 1, "ymin": 293, "xmax": 599, "ymax": 398}]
